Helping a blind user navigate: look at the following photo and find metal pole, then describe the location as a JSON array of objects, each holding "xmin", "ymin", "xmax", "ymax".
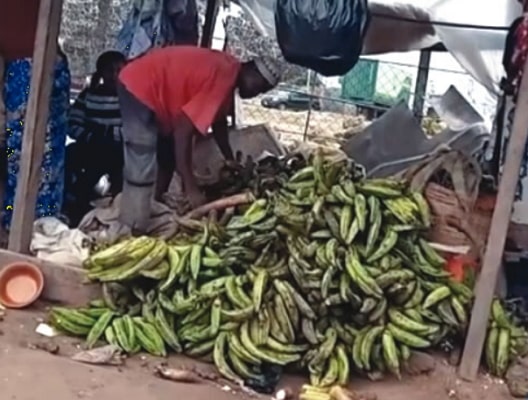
[
  {"xmin": 303, "ymin": 70, "xmax": 314, "ymax": 142},
  {"xmin": 412, "ymin": 50, "xmax": 431, "ymax": 120}
]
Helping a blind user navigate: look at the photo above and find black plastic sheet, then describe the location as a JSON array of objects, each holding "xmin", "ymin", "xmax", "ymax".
[{"xmin": 274, "ymin": 0, "xmax": 370, "ymax": 76}]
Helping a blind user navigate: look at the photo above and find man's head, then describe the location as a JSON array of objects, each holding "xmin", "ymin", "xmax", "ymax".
[{"xmin": 237, "ymin": 56, "xmax": 282, "ymax": 99}]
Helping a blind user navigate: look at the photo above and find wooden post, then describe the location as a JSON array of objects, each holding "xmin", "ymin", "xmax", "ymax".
[
  {"xmin": 7, "ymin": 0, "xmax": 64, "ymax": 254},
  {"xmin": 459, "ymin": 58, "xmax": 528, "ymax": 380}
]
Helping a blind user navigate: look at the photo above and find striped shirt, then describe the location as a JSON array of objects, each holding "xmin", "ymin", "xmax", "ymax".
[{"xmin": 69, "ymin": 86, "xmax": 122, "ymax": 143}]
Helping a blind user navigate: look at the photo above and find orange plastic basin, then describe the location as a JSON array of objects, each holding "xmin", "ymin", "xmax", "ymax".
[{"xmin": 0, "ymin": 262, "xmax": 44, "ymax": 308}]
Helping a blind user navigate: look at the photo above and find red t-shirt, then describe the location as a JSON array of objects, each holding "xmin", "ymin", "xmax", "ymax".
[{"xmin": 119, "ymin": 46, "xmax": 241, "ymax": 134}]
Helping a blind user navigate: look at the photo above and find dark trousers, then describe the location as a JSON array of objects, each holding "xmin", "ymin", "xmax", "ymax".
[{"xmin": 117, "ymin": 81, "xmax": 161, "ymax": 231}]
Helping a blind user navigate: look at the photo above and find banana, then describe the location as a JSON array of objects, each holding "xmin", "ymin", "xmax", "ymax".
[
  {"xmin": 228, "ymin": 350, "xmax": 261, "ymax": 380},
  {"xmin": 496, "ymin": 328, "xmax": 511, "ymax": 377},
  {"xmin": 321, "ymin": 266, "xmax": 337, "ymax": 299},
  {"xmin": 346, "ymin": 219, "xmax": 360, "ymax": 245},
  {"xmin": 226, "ymin": 277, "xmax": 252, "ymax": 309},
  {"xmin": 437, "ymin": 299, "xmax": 460, "ymax": 327},
  {"xmin": 450, "ymin": 296, "xmax": 468, "ymax": 327},
  {"xmin": 252, "ymin": 270, "xmax": 269, "ymax": 312},
  {"xmin": 266, "ymin": 337, "xmax": 308, "ymax": 353},
  {"xmin": 214, "ymin": 332, "xmax": 242, "ymax": 382},
  {"xmin": 418, "ymin": 238, "xmax": 443, "ymax": 266},
  {"xmin": 357, "ymin": 181, "xmax": 404, "ymax": 198},
  {"xmin": 211, "ymin": 298, "xmax": 222, "ymax": 336},
  {"xmin": 388, "ymin": 308, "xmax": 438, "ymax": 335},
  {"xmin": 319, "ymin": 355, "xmax": 339, "ymax": 387},
  {"xmin": 354, "ymin": 193, "xmax": 367, "ymax": 231},
  {"xmin": 154, "ymin": 306, "xmax": 182, "ymax": 352},
  {"xmin": 368, "ymin": 297, "xmax": 388, "ymax": 323},
  {"xmin": 310, "ymin": 328, "xmax": 338, "ymax": 370},
  {"xmin": 382, "ymin": 330, "xmax": 401, "ymax": 379},
  {"xmin": 420, "ymin": 309, "xmax": 443, "ymax": 324},
  {"xmin": 227, "ymin": 332, "xmax": 261, "ymax": 365},
  {"xmin": 491, "ymin": 299, "xmax": 511, "ymax": 328},
  {"xmin": 185, "ymin": 339, "xmax": 215, "ymax": 358},
  {"xmin": 336, "ymin": 344, "xmax": 350, "ymax": 385},
  {"xmin": 339, "ymin": 205, "xmax": 353, "ymax": 243},
  {"xmin": 274, "ymin": 293, "xmax": 296, "ymax": 342},
  {"xmin": 325, "ymin": 238, "xmax": 339, "ymax": 267},
  {"xmin": 387, "ymin": 323, "xmax": 431, "ymax": 348},
  {"xmin": 399, "ymin": 344, "xmax": 411, "ymax": 362},
  {"xmin": 239, "ymin": 322, "xmax": 300, "ymax": 365},
  {"xmin": 268, "ymin": 304, "xmax": 289, "ymax": 343},
  {"xmin": 448, "ymin": 281, "xmax": 473, "ymax": 304},
  {"xmin": 360, "ymin": 297, "xmax": 378, "ymax": 314},
  {"xmin": 302, "ymin": 318, "xmax": 321, "ymax": 345},
  {"xmin": 423, "ymin": 286, "xmax": 451, "ymax": 309},
  {"xmin": 367, "ymin": 230, "xmax": 398, "ymax": 263},
  {"xmin": 220, "ymin": 305, "xmax": 255, "ymax": 322},
  {"xmin": 365, "ymin": 210, "xmax": 382, "ymax": 256},
  {"xmin": 352, "ymin": 328, "xmax": 368, "ymax": 370},
  {"xmin": 281, "ymin": 281, "xmax": 317, "ymax": 319},
  {"xmin": 114, "ymin": 240, "xmax": 168, "ymax": 281},
  {"xmin": 485, "ymin": 327, "xmax": 499, "ymax": 375},
  {"xmin": 345, "ymin": 250, "xmax": 383, "ymax": 298},
  {"xmin": 361, "ymin": 326, "xmax": 384, "ymax": 370},
  {"xmin": 104, "ymin": 325, "xmax": 118, "ymax": 346},
  {"xmin": 274, "ymin": 280, "xmax": 300, "ymax": 328},
  {"xmin": 375, "ymin": 270, "xmax": 415, "ymax": 289},
  {"xmin": 133, "ymin": 318, "xmax": 166, "ymax": 357},
  {"xmin": 411, "ymin": 192, "xmax": 431, "ymax": 228}
]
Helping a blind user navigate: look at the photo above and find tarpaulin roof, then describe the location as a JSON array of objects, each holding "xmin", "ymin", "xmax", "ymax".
[{"xmin": 234, "ymin": 0, "xmax": 522, "ymax": 95}]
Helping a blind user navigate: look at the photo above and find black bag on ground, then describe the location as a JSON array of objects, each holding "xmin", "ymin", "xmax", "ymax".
[{"xmin": 274, "ymin": 0, "xmax": 370, "ymax": 76}]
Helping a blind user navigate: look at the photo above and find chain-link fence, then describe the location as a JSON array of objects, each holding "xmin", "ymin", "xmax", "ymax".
[
  {"xmin": 59, "ymin": 0, "xmax": 495, "ymax": 151},
  {"xmin": 234, "ymin": 57, "xmax": 492, "ymax": 149}
]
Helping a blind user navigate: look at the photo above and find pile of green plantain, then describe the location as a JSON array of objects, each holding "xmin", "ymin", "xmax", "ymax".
[
  {"xmin": 49, "ymin": 151, "xmax": 527, "ymax": 390},
  {"xmin": 484, "ymin": 299, "xmax": 528, "ymax": 378}
]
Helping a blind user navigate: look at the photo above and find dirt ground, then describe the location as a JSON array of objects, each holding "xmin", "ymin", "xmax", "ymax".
[
  {"xmin": 239, "ymin": 101, "xmax": 366, "ymax": 148},
  {"xmin": 0, "ymin": 304, "xmax": 515, "ymax": 400}
]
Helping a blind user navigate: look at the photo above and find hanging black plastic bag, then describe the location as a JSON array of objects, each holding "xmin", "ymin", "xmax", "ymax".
[{"xmin": 274, "ymin": 0, "xmax": 370, "ymax": 76}]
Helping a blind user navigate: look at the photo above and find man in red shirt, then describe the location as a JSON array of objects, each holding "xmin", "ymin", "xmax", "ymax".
[{"xmin": 117, "ymin": 46, "xmax": 281, "ymax": 232}]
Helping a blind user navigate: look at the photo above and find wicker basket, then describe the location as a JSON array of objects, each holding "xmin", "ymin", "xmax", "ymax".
[{"xmin": 425, "ymin": 182, "xmax": 495, "ymax": 252}]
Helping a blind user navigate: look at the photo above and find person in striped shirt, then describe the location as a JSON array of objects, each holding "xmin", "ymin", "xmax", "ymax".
[{"xmin": 63, "ymin": 51, "xmax": 126, "ymax": 225}]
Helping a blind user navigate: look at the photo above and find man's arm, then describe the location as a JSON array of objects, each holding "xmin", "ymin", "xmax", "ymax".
[{"xmin": 212, "ymin": 116, "xmax": 234, "ymax": 161}]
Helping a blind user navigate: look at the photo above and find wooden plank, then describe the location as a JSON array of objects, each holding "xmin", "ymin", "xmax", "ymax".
[
  {"xmin": 459, "ymin": 58, "xmax": 528, "ymax": 380},
  {"xmin": 0, "ymin": 249, "xmax": 100, "ymax": 306},
  {"xmin": 0, "ymin": 55, "xmax": 6, "ymax": 228},
  {"xmin": 7, "ymin": 0, "xmax": 64, "ymax": 254}
]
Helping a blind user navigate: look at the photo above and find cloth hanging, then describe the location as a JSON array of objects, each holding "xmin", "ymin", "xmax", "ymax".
[{"xmin": 116, "ymin": 0, "xmax": 198, "ymax": 60}]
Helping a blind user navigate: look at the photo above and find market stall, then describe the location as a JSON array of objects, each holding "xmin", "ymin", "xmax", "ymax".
[{"xmin": 2, "ymin": 0, "xmax": 528, "ymax": 397}]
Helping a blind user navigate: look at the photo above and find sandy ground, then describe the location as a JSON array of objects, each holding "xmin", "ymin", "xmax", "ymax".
[
  {"xmin": 0, "ymin": 304, "xmax": 515, "ymax": 400},
  {"xmin": 239, "ymin": 101, "xmax": 366, "ymax": 148}
]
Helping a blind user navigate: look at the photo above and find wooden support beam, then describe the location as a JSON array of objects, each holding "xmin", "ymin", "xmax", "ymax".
[
  {"xmin": 200, "ymin": 0, "xmax": 220, "ymax": 48},
  {"xmin": 459, "ymin": 58, "xmax": 528, "ymax": 380},
  {"xmin": 8, "ymin": 0, "xmax": 64, "ymax": 254},
  {"xmin": 0, "ymin": 249, "xmax": 100, "ymax": 305}
]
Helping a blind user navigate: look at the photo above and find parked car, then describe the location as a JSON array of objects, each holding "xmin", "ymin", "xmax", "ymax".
[{"xmin": 261, "ymin": 90, "xmax": 321, "ymax": 111}]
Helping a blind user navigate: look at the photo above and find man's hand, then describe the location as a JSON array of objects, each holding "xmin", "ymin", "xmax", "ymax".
[{"xmin": 187, "ymin": 187, "xmax": 207, "ymax": 209}]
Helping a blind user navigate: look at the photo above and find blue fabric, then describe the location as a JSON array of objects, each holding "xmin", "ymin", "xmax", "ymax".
[
  {"xmin": 3, "ymin": 57, "xmax": 70, "ymax": 229},
  {"xmin": 116, "ymin": 0, "xmax": 198, "ymax": 60}
]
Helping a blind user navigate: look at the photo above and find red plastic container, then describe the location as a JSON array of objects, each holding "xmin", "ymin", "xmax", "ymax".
[{"xmin": 0, "ymin": 262, "xmax": 44, "ymax": 308}]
